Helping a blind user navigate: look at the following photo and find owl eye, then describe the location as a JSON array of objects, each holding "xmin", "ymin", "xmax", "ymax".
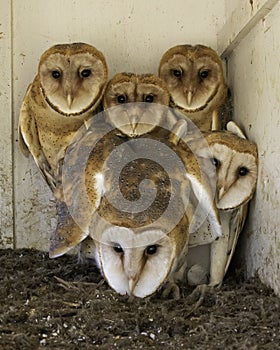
[
  {"xmin": 199, "ymin": 70, "xmax": 209, "ymax": 79},
  {"xmin": 80, "ymin": 69, "xmax": 91, "ymax": 78},
  {"xmin": 173, "ymin": 69, "xmax": 182, "ymax": 78},
  {"xmin": 113, "ymin": 244, "xmax": 123, "ymax": 254},
  {"xmin": 145, "ymin": 245, "xmax": 158, "ymax": 255},
  {"xmin": 52, "ymin": 70, "xmax": 61, "ymax": 79},
  {"xmin": 117, "ymin": 95, "xmax": 127, "ymax": 104},
  {"xmin": 238, "ymin": 167, "xmax": 249, "ymax": 176},
  {"xmin": 144, "ymin": 94, "xmax": 154, "ymax": 103},
  {"xmin": 211, "ymin": 157, "xmax": 220, "ymax": 168}
]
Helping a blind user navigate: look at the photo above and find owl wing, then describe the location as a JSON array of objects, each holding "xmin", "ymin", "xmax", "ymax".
[
  {"xmin": 185, "ymin": 169, "xmax": 222, "ymax": 242},
  {"xmin": 224, "ymin": 204, "xmax": 248, "ymax": 274},
  {"xmin": 49, "ymin": 198, "xmax": 89, "ymax": 258},
  {"xmin": 209, "ymin": 205, "xmax": 248, "ymax": 286},
  {"xmin": 49, "ymin": 118, "xmax": 110, "ymax": 258},
  {"xmin": 18, "ymin": 84, "xmax": 56, "ymax": 191},
  {"xmin": 18, "ymin": 85, "xmax": 33, "ymax": 158},
  {"xmin": 187, "ymin": 206, "xmax": 248, "ymax": 287}
]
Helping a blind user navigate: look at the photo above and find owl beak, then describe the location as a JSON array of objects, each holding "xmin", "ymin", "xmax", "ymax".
[
  {"xmin": 128, "ymin": 277, "xmax": 137, "ymax": 294},
  {"xmin": 217, "ymin": 185, "xmax": 227, "ymax": 201},
  {"xmin": 187, "ymin": 91, "xmax": 193, "ymax": 106},
  {"xmin": 130, "ymin": 115, "xmax": 140, "ymax": 134},
  {"xmin": 184, "ymin": 84, "xmax": 196, "ymax": 106},
  {"xmin": 67, "ymin": 94, "xmax": 74, "ymax": 109}
]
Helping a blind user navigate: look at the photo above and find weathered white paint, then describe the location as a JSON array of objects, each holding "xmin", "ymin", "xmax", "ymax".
[
  {"xmin": 11, "ymin": 0, "xmax": 225, "ymax": 251},
  {"xmin": 218, "ymin": 0, "xmax": 279, "ymax": 57},
  {"xmin": 226, "ymin": 1, "xmax": 280, "ymax": 295},
  {"xmin": 0, "ymin": 0, "xmax": 13, "ymax": 248}
]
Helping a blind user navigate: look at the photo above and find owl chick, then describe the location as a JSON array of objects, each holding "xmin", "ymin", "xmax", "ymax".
[
  {"xmin": 102, "ymin": 72, "xmax": 177, "ymax": 137},
  {"xmin": 187, "ymin": 121, "xmax": 258, "ymax": 286},
  {"xmin": 158, "ymin": 44, "xmax": 227, "ymax": 132},
  {"xmin": 18, "ymin": 42, "xmax": 108, "ymax": 191}
]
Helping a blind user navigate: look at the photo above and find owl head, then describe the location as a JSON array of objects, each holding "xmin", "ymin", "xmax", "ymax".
[
  {"xmin": 198, "ymin": 121, "xmax": 258, "ymax": 210},
  {"xmin": 38, "ymin": 42, "xmax": 108, "ymax": 116},
  {"xmin": 102, "ymin": 72, "xmax": 170, "ymax": 137},
  {"xmin": 158, "ymin": 44, "xmax": 227, "ymax": 114},
  {"xmin": 94, "ymin": 225, "xmax": 183, "ymax": 298}
]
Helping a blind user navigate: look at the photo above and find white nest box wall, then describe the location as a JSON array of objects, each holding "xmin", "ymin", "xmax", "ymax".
[
  {"xmin": 0, "ymin": 0, "xmax": 279, "ymax": 295},
  {"xmin": 219, "ymin": 0, "xmax": 280, "ymax": 296}
]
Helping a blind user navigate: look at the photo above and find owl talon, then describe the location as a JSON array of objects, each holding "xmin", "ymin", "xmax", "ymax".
[
  {"xmin": 162, "ymin": 282, "xmax": 181, "ymax": 300},
  {"xmin": 186, "ymin": 284, "xmax": 209, "ymax": 316}
]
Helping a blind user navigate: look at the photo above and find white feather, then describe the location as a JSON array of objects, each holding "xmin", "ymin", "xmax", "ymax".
[
  {"xmin": 186, "ymin": 173, "xmax": 221, "ymax": 240},
  {"xmin": 94, "ymin": 172, "xmax": 106, "ymax": 208}
]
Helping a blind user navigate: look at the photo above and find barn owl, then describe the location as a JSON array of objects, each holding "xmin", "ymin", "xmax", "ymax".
[
  {"xmin": 102, "ymin": 72, "xmax": 178, "ymax": 137},
  {"xmin": 18, "ymin": 42, "xmax": 108, "ymax": 191},
  {"xmin": 158, "ymin": 44, "xmax": 227, "ymax": 132},
  {"xmin": 186, "ymin": 121, "xmax": 258, "ymax": 286}
]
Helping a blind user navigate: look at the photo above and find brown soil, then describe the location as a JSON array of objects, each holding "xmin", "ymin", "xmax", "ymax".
[{"xmin": 0, "ymin": 248, "xmax": 279, "ymax": 350}]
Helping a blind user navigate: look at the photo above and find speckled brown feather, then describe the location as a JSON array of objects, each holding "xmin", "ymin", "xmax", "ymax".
[{"xmin": 49, "ymin": 117, "xmax": 115, "ymax": 257}]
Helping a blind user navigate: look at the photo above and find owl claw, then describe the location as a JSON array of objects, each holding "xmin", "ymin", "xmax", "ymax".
[
  {"xmin": 162, "ymin": 282, "xmax": 181, "ymax": 300},
  {"xmin": 186, "ymin": 284, "xmax": 207, "ymax": 316},
  {"xmin": 186, "ymin": 284, "xmax": 214, "ymax": 316}
]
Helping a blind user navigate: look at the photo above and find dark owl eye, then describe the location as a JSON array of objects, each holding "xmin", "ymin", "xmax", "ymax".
[
  {"xmin": 238, "ymin": 167, "xmax": 249, "ymax": 176},
  {"xmin": 173, "ymin": 69, "xmax": 182, "ymax": 77},
  {"xmin": 211, "ymin": 157, "xmax": 220, "ymax": 168},
  {"xmin": 113, "ymin": 244, "xmax": 123, "ymax": 254},
  {"xmin": 144, "ymin": 94, "xmax": 154, "ymax": 103},
  {"xmin": 199, "ymin": 70, "xmax": 209, "ymax": 79},
  {"xmin": 80, "ymin": 69, "xmax": 91, "ymax": 78},
  {"xmin": 146, "ymin": 245, "xmax": 158, "ymax": 255},
  {"xmin": 117, "ymin": 95, "xmax": 127, "ymax": 104},
  {"xmin": 52, "ymin": 70, "xmax": 61, "ymax": 79}
]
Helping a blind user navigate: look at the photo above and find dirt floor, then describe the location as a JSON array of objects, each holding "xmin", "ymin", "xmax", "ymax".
[{"xmin": 0, "ymin": 248, "xmax": 279, "ymax": 350}]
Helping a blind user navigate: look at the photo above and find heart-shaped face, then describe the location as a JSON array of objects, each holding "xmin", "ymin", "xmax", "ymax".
[
  {"xmin": 97, "ymin": 227, "xmax": 175, "ymax": 298},
  {"xmin": 103, "ymin": 73, "xmax": 170, "ymax": 137},
  {"xmin": 39, "ymin": 42, "xmax": 107, "ymax": 116}
]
